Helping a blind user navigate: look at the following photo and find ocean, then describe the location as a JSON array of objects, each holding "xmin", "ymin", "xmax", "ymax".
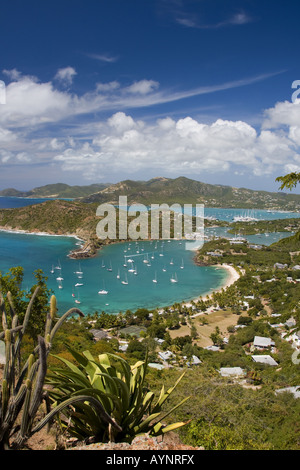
[{"xmin": 0, "ymin": 197, "xmax": 298, "ymax": 315}]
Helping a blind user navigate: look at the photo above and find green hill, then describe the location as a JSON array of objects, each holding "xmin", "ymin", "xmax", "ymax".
[
  {"xmin": 80, "ymin": 176, "xmax": 300, "ymax": 211},
  {"xmin": 0, "ymin": 183, "xmax": 110, "ymax": 199}
]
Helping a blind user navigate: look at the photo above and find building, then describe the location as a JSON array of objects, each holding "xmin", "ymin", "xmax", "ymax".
[
  {"xmin": 219, "ymin": 367, "xmax": 245, "ymax": 377},
  {"xmin": 274, "ymin": 263, "xmax": 288, "ymax": 269},
  {"xmin": 90, "ymin": 329, "xmax": 109, "ymax": 341},
  {"xmin": 158, "ymin": 350, "xmax": 174, "ymax": 361},
  {"xmin": 275, "ymin": 386, "xmax": 300, "ymax": 399},
  {"xmin": 252, "ymin": 355, "xmax": 278, "ymax": 366},
  {"xmin": 253, "ymin": 336, "xmax": 275, "ymax": 349}
]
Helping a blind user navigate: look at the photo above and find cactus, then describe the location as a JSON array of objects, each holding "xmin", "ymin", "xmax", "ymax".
[{"xmin": 0, "ymin": 290, "xmax": 121, "ymax": 450}]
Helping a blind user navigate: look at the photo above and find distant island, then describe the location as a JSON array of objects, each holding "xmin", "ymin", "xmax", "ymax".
[{"xmin": 1, "ymin": 176, "xmax": 300, "ymax": 211}]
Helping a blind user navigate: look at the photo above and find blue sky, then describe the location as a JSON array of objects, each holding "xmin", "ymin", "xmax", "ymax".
[{"xmin": 0, "ymin": 0, "xmax": 300, "ymax": 193}]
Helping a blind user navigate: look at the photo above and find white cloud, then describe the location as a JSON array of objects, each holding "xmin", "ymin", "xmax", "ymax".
[
  {"xmin": 53, "ymin": 111, "xmax": 300, "ymax": 180},
  {"xmin": 86, "ymin": 53, "xmax": 118, "ymax": 63},
  {"xmin": 1, "ymin": 68, "xmax": 299, "ymax": 185},
  {"xmin": 126, "ymin": 80, "xmax": 160, "ymax": 95},
  {"xmin": 54, "ymin": 67, "xmax": 77, "ymax": 86}
]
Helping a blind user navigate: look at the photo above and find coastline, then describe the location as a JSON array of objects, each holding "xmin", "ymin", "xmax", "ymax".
[
  {"xmin": 182, "ymin": 263, "xmax": 240, "ymax": 308},
  {"xmin": 0, "ymin": 226, "xmax": 84, "ymax": 242},
  {"xmin": 0, "ymin": 226, "xmax": 241, "ymax": 311}
]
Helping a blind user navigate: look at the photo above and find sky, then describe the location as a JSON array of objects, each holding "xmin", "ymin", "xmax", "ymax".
[{"xmin": 0, "ymin": 0, "xmax": 300, "ymax": 193}]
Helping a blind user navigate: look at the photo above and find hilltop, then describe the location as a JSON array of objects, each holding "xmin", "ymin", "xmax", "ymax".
[
  {"xmin": 0, "ymin": 183, "xmax": 110, "ymax": 199},
  {"xmin": 2, "ymin": 177, "xmax": 300, "ymax": 211},
  {"xmin": 80, "ymin": 176, "xmax": 300, "ymax": 211}
]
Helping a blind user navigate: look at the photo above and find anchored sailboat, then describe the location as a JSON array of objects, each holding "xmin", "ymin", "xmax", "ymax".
[
  {"xmin": 98, "ymin": 280, "xmax": 108, "ymax": 295},
  {"xmin": 170, "ymin": 273, "xmax": 178, "ymax": 283}
]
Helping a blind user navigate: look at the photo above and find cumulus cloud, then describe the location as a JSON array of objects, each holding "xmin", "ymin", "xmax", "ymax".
[
  {"xmin": 54, "ymin": 67, "xmax": 77, "ymax": 86},
  {"xmin": 1, "ymin": 68, "xmax": 300, "ymax": 185},
  {"xmin": 125, "ymin": 80, "xmax": 160, "ymax": 95},
  {"xmin": 52, "ymin": 111, "xmax": 300, "ymax": 180}
]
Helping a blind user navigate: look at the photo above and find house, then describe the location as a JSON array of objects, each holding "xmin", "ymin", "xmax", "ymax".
[
  {"xmin": 154, "ymin": 338, "xmax": 165, "ymax": 345},
  {"xmin": 252, "ymin": 355, "xmax": 278, "ymax": 366},
  {"xmin": 90, "ymin": 329, "xmax": 109, "ymax": 341},
  {"xmin": 253, "ymin": 336, "xmax": 275, "ymax": 349},
  {"xmin": 119, "ymin": 341, "xmax": 128, "ymax": 352},
  {"xmin": 275, "ymin": 386, "xmax": 300, "ymax": 399},
  {"xmin": 187, "ymin": 355, "xmax": 202, "ymax": 366},
  {"xmin": 205, "ymin": 345, "xmax": 220, "ymax": 351},
  {"xmin": 285, "ymin": 318, "xmax": 297, "ymax": 328},
  {"xmin": 158, "ymin": 350, "xmax": 174, "ymax": 361},
  {"xmin": 219, "ymin": 367, "xmax": 245, "ymax": 378},
  {"xmin": 274, "ymin": 263, "xmax": 288, "ymax": 269},
  {"xmin": 148, "ymin": 363, "xmax": 165, "ymax": 370}
]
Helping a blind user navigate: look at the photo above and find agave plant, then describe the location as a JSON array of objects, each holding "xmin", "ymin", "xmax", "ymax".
[
  {"xmin": 47, "ymin": 347, "xmax": 190, "ymax": 443},
  {"xmin": 0, "ymin": 290, "xmax": 121, "ymax": 450}
]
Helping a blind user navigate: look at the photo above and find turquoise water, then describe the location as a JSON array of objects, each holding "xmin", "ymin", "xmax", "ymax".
[
  {"xmin": 0, "ymin": 197, "xmax": 298, "ymax": 315},
  {"xmin": 0, "ymin": 232, "xmax": 226, "ymax": 315}
]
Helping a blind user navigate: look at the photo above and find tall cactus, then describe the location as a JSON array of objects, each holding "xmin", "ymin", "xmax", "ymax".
[{"xmin": 0, "ymin": 289, "xmax": 121, "ymax": 450}]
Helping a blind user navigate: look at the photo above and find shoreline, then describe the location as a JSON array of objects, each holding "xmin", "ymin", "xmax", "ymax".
[
  {"xmin": 182, "ymin": 263, "xmax": 240, "ymax": 308},
  {"xmin": 0, "ymin": 226, "xmax": 84, "ymax": 242},
  {"xmin": 0, "ymin": 226, "xmax": 241, "ymax": 311}
]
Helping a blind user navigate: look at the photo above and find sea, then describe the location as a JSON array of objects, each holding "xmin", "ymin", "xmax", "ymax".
[{"xmin": 0, "ymin": 196, "xmax": 299, "ymax": 315}]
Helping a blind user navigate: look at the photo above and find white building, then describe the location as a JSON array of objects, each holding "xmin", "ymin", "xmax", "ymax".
[
  {"xmin": 219, "ymin": 367, "xmax": 245, "ymax": 377},
  {"xmin": 253, "ymin": 336, "xmax": 275, "ymax": 349},
  {"xmin": 252, "ymin": 355, "xmax": 278, "ymax": 366}
]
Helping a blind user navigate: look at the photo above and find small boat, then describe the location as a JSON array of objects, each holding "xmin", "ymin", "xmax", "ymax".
[
  {"xmin": 75, "ymin": 291, "xmax": 81, "ymax": 304},
  {"xmin": 180, "ymin": 259, "xmax": 184, "ymax": 269},
  {"xmin": 107, "ymin": 261, "xmax": 113, "ymax": 272},
  {"xmin": 121, "ymin": 274, "xmax": 128, "ymax": 285},
  {"xmin": 98, "ymin": 288, "xmax": 108, "ymax": 295},
  {"xmin": 152, "ymin": 272, "xmax": 158, "ymax": 283},
  {"xmin": 162, "ymin": 266, "xmax": 167, "ymax": 272},
  {"xmin": 98, "ymin": 281, "xmax": 108, "ymax": 295},
  {"xmin": 117, "ymin": 269, "xmax": 120, "ymax": 279},
  {"xmin": 50, "ymin": 265, "xmax": 54, "ymax": 274},
  {"xmin": 75, "ymin": 263, "xmax": 83, "ymax": 275},
  {"xmin": 56, "ymin": 276, "xmax": 64, "ymax": 281},
  {"xmin": 170, "ymin": 273, "xmax": 178, "ymax": 283},
  {"xmin": 75, "ymin": 282, "xmax": 83, "ymax": 287},
  {"xmin": 55, "ymin": 261, "xmax": 61, "ymax": 270},
  {"xmin": 170, "ymin": 258, "xmax": 174, "ymax": 265}
]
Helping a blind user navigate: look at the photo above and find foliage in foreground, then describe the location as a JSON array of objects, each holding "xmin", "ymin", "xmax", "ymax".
[
  {"xmin": 46, "ymin": 347, "xmax": 189, "ymax": 443},
  {"xmin": 0, "ymin": 292, "xmax": 120, "ymax": 450}
]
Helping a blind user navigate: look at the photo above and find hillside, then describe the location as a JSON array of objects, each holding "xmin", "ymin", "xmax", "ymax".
[
  {"xmin": 80, "ymin": 176, "xmax": 300, "ymax": 211},
  {"xmin": 2, "ymin": 177, "xmax": 300, "ymax": 211},
  {"xmin": 0, "ymin": 183, "xmax": 110, "ymax": 199},
  {"xmin": 0, "ymin": 199, "xmax": 110, "ymax": 258}
]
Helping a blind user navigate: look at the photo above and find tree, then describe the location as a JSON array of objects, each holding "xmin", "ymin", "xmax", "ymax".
[{"xmin": 276, "ymin": 172, "xmax": 300, "ymax": 191}]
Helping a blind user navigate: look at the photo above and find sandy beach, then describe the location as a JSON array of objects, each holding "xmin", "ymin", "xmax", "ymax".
[{"xmin": 182, "ymin": 263, "xmax": 241, "ymax": 308}]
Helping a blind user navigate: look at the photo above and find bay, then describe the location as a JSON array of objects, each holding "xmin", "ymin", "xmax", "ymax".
[
  {"xmin": 0, "ymin": 232, "xmax": 226, "ymax": 315},
  {"xmin": 0, "ymin": 196, "xmax": 298, "ymax": 315}
]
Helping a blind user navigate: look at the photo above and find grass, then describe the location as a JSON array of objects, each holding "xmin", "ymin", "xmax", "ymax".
[{"xmin": 169, "ymin": 309, "xmax": 240, "ymax": 348}]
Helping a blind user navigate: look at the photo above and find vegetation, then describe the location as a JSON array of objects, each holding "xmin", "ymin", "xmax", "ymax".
[
  {"xmin": 46, "ymin": 349, "xmax": 189, "ymax": 443},
  {"xmin": 81, "ymin": 176, "xmax": 300, "ymax": 210},
  {"xmin": 0, "ymin": 290, "xmax": 121, "ymax": 450},
  {"xmin": 0, "ymin": 183, "xmax": 110, "ymax": 199}
]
